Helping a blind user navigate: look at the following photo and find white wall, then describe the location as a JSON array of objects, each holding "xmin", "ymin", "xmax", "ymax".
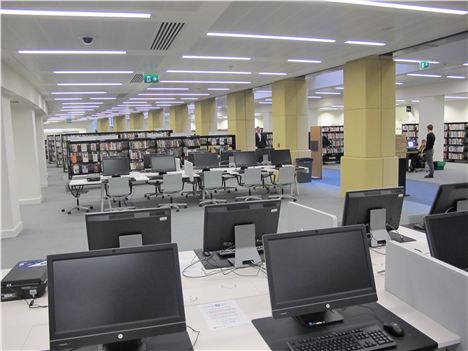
[
  {"xmin": 44, "ymin": 120, "xmax": 93, "ymax": 132},
  {"xmin": 444, "ymin": 100, "xmax": 468, "ymax": 122}
]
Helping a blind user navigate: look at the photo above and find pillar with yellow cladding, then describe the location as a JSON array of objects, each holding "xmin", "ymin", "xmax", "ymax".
[
  {"xmin": 147, "ymin": 109, "xmax": 164, "ymax": 130},
  {"xmin": 169, "ymin": 104, "xmax": 189, "ymax": 133},
  {"xmin": 227, "ymin": 90, "xmax": 255, "ymax": 150},
  {"xmin": 271, "ymin": 77, "xmax": 310, "ymax": 162},
  {"xmin": 97, "ymin": 118, "xmax": 109, "ymax": 132},
  {"xmin": 129, "ymin": 113, "xmax": 143, "ymax": 131},
  {"xmin": 195, "ymin": 98, "xmax": 216, "ymax": 135},
  {"xmin": 340, "ymin": 55, "xmax": 398, "ymax": 196},
  {"xmin": 114, "ymin": 115, "xmax": 125, "ymax": 131}
]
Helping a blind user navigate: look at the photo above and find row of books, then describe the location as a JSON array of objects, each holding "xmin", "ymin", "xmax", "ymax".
[
  {"xmin": 446, "ymin": 131, "xmax": 466, "ymax": 138},
  {"xmin": 322, "ymin": 126, "xmax": 344, "ymax": 133}
]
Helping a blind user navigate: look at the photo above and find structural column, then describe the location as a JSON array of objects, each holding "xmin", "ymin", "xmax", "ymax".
[
  {"xmin": 227, "ymin": 90, "xmax": 255, "ymax": 150},
  {"xmin": 129, "ymin": 113, "xmax": 143, "ymax": 130},
  {"xmin": 114, "ymin": 115, "xmax": 125, "ymax": 131},
  {"xmin": 34, "ymin": 112, "xmax": 48, "ymax": 187},
  {"xmin": 97, "ymin": 118, "xmax": 109, "ymax": 132},
  {"xmin": 169, "ymin": 104, "xmax": 189, "ymax": 133},
  {"xmin": 147, "ymin": 109, "xmax": 164, "ymax": 130},
  {"xmin": 341, "ymin": 55, "xmax": 398, "ymax": 196},
  {"xmin": 1, "ymin": 95, "xmax": 23, "ymax": 237},
  {"xmin": 195, "ymin": 98, "xmax": 217, "ymax": 135},
  {"xmin": 11, "ymin": 104, "xmax": 42, "ymax": 204},
  {"xmin": 272, "ymin": 77, "xmax": 310, "ymax": 160},
  {"xmin": 418, "ymin": 96, "xmax": 445, "ymax": 161}
]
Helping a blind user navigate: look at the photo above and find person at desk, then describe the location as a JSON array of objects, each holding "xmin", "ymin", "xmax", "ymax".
[
  {"xmin": 255, "ymin": 126, "xmax": 266, "ymax": 149},
  {"xmin": 409, "ymin": 139, "xmax": 426, "ymax": 172},
  {"xmin": 424, "ymin": 124, "xmax": 436, "ymax": 178}
]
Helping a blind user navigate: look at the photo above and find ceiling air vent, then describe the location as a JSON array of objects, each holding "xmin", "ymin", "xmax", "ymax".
[
  {"xmin": 130, "ymin": 74, "xmax": 143, "ymax": 83},
  {"xmin": 150, "ymin": 22, "xmax": 185, "ymax": 51}
]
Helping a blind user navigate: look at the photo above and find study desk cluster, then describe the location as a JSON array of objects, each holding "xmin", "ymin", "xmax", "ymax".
[
  {"xmin": 1, "ymin": 227, "xmax": 461, "ymax": 351},
  {"xmin": 68, "ymin": 165, "xmax": 302, "ymax": 212}
]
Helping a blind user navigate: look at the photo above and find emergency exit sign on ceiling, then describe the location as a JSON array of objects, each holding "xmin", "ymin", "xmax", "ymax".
[
  {"xmin": 419, "ymin": 61, "xmax": 430, "ymax": 70},
  {"xmin": 144, "ymin": 74, "xmax": 159, "ymax": 83}
]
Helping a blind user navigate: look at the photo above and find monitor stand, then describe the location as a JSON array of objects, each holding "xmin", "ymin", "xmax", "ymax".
[
  {"xmin": 457, "ymin": 199, "xmax": 468, "ymax": 212},
  {"xmin": 119, "ymin": 233, "xmax": 143, "ymax": 248},
  {"xmin": 103, "ymin": 339, "xmax": 146, "ymax": 351},
  {"xmin": 228, "ymin": 224, "xmax": 262, "ymax": 268},
  {"xmin": 295, "ymin": 310, "xmax": 344, "ymax": 327},
  {"xmin": 369, "ymin": 208, "xmax": 391, "ymax": 247}
]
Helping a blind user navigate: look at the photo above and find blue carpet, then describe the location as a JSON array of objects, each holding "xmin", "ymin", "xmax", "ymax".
[{"xmin": 315, "ymin": 168, "xmax": 341, "ymax": 187}]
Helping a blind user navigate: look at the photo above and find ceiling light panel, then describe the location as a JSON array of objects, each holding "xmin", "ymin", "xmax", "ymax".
[
  {"xmin": 18, "ymin": 50, "xmax": 126, "ymax": 55},
  {"xmin": 138, "ymin": 93, "xmax": 210, "ymax": 96},
  {"xmin": 407, "ymin": 73, "xmax": 441, "ymax": 78},
  {"xmin": 147, "ymin": 87, "xmax": 189, "ymax": 91},
  {"xmin": 53, "ymin": 71, "xmax": 134, "ymax": 74},
  {"xmin": 446, "ymin": 75, "xmax": 465, "ymax": 79},
  {"xmin": 54, "ymin": 98, "xmax": 82, "ymax": 101},
  {"xmin": 159, "ymin": 80, "xmax": 251, "ymax": 84},
  {"xmin": 208, "ymin": 88, "xmax": 230, "ymax": 91},
  {"xmin": 62, "ymin": 102, "xmax": 103, "ymax": 105},
  {"xmin": 315, "ymin": 91, "xmax": 341, "ymax": 95},
  {"xmin": 344, "ymin": 40, "xmax": 386, "ymax": 46},
  {"xmin": 166, "ymin": 70, "xmax": 251, "ymax": 75},
  {"xmin": 258, "ymin": 72, "xmax": 287, "ymax": 76},
  {"xmin": 288, "ymin": 59, "xmax": 322, "ymax": 63},
  {"xmin": 51, "ymin": 91, "xmax": 107, "ymax": 95},
  {"xmin": 90, "ymin": 97, "xmax": 116, "ymax": 100},
  {"xmin": 0, "ymin": 9, "xmax": 151, "ymax": 18},
  {"xmin": 394, "ymin": 59, "xmax": 439, "ymax": 64},
  {"xmin": 207, "ymin": 32, "xmax": 336, "ymax": 43},
  {"xmin": 57, "ymin": 83, "xmax": 122, "ymax": 86},
  {"xmin": 182, "ymin": 55, "xmax": 251, "ymax": 60}
]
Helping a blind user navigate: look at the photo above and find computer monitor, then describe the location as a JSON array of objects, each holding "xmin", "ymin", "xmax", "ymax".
[
  {"xmin": 203, "ymin": 199, "xmax": 281, "ymax": 252},
  {"xmin": 101, "ymin": 157, "xmax": 130, "ymax": 177},
  {"xmin": 263, "ymin": 224, "xmax": 377, "ymax": 326},
  {"xmin": 193, "ymin": 152, "xmax": 219, "ymax": 169},
  {"xmin": 255, "ymin": 148, "xmax": 271, "ymax": 163},
  {"xmin": 85, "ymin": 208, "xmax": 171, "ymax": 250},
  {"xmin": 143, "ymin": 153, "xmax": 157, "ymax": 169},
  {"xmin": 151, "ymin": 155, "xmax": 176, "ymax": 173},
  {"xmin": 233, "ymin": 151, "xmax": 258, "ymax": 168},
  {"xmin": 342, "ymin": 187, "xmax": 405, "ymax": 246},
  {"xmin": 220, "ymin": 150, "xmax": 235, "ymax": 165},
  {"xmin": 47, "ymin": 243, "xmax": 186, "ymax": 351},
  {"xmin": 407, "ymin": 140, "xmax": 416, "ymax": 149},
  {"xmin": 269, "ymin": 149, "xmax": 292, "ymax": 166},
  {"xmin": 429, "ymin": 182, "xmax": 468, "ymax": 214},
  {"xmin": 424, "ymin": 211, "xmax": 468, "ymax": 271}
]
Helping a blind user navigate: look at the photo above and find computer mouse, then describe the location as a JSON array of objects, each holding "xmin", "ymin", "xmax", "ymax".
[
  {"xmin": 202, "ymin": 251, "xmax": 211, "ymax": 257},
  {"xmin": 383, "ymin": 322, "xmax": 405, "ymax": 337}
]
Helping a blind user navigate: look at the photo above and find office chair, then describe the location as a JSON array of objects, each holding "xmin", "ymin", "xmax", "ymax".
[
  {"xmin": 158, "ymin": 173, "xmax": 188, "ymax": 212},
  {"xmin": 180, "ymin": 160, "xmax": 198, "ymax": 198},
  {"xmin": 104, "ymin": 177, "xmax": 133, "ymax": 210},
  {"xmin": 61, "ymin": 176, "xmax": 94, "ymax": 214},
  {"xmin": 236, "ymin": 168, "xmax": 264, "ymax": 201},
  {"xmin": 268, "ymin": 166, "xmax": 297, "ymax": 201},
  {"xmin": 199, "ymin": 170, "xmax": 228, "ymax": 206}
]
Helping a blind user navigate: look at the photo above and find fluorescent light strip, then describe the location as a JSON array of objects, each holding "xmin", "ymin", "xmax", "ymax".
[
  {"xmin": 258, "ymin": 72, "xmax": 287, "ymax": 76},
  {"xmin": 395, "ymin": 82, "xmax": 404, "ymax": 85},
  {"xmin": 0, "ymin": 9, "xmax": 150, "ymax": 18},
  {"xmin": 258, "ymin": 101, "xmax": 272, "ymax": 104},
  {"xmin": 147, "ymin": 87, "xmax": 189, "ymax": 91},
  {"xmin": 180, "ymin": 98, "xmax": 199, "ymax": 101},
  {"xmin": 19, "ymin": 50, "xmax": 126, "ymax": 55},
  {"xmin": 117, "ymin": 105, "xmax": 152, "ymax": 107},
  {"xmin": 308, "ymin": 96, "xmax": 322, "ymax": 99},
  {"xmin": 445, "ymin": 96, "xmax": 468, "ymax": 99},
  {"xmin": 54, "ymin": 98, "xmax": 82, "ymax": 101},
  {"xmin": 57, "ymin": 83, "xmax": 122, "ymax": 86},
  {"xmin": 394, "ymin": 58, "xmax": 439, "ymax": 64},
  {"xmin": 288, "ymin": 59, "xmax": 322, "ymax": 63},
  {"xmin": 122, "ymin": 101, "xmax": 149, "ymax": 104},
  {"xmin": 324, "ymin": 0, "xmax": 467, "ymax": 15},
  {"xmin": 54, "ymin": 70, "xmax": 133, "ymax": 74},
  {"xmin": 447, "ymin": 75, "xmax": 466, "ymax": 79},
  {"xmin": 345, "ymin": 40, "xmax": 386, "ymax": 46},
  {"xmin": 207, "ymin": 32, "xmax": 336, "ymax": 43},
  {"xmin": 138, "ymin": 93, "xmax": 210, "ymax": 96},
  {"xmin": 90, "ymin": 97, "xmax": 116, "ymax": 100},
  {"xmin": 159, "ymin": 80, "xmax": 250, "ymax": 84},
  {"xmin": 207, "ymin": 88, "xmax": 230, "ymax": 91},
  {"xmin": 182, "ymin": 55, "xmax": 251, "ymax": 61},
  {"xmin": 464, "ymin": 63, "xmax": 468, "ymax": 66},
  {"xmin": 396, "ymin": 100, "xmax": 405, "ymax": 102},
  {"xmin": 315, "ymin": 91, "xmax": 341, "ymax": 95},
  {"xmin": 166, "ymin": 69, "xmax": 251, "ymax": 75},
  {"xmin": 319, "ymin": 107, "xmax": 340, "ymax": 110},
  {"xmin": 129, "ymin": 98, "xmax": 177, "ymax": 101},
  {"xmin": 411, "ymin": 100, "xmax": 420, "ymax": 103},
  {"xmin": 51, "ymin": 91, "xmax": 107, "ymax": 95},
  {"xmin": 336, "ymin": 87, "xmax": 344, "ymax": 90},
  {"xmin": 255, "ymin": 90, "xmax": 272, "ymax": 93},
  {"xmin": 407, "ymin": 73, "xmax": 441, "ymax": 78},
  {"xmin": 62, "ymin": 102, "xmax": 103, "ymax": 105}
]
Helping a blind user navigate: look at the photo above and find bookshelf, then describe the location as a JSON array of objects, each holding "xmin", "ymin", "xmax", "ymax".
[
  {"xmin": 55, "ymin": 135, "xmax": 63, "ymax": 167},
  {"xmin": 198, "ymin": 135, "xmax": 236, "ymax": 153},
  {"xmin": 321, "ymin": 125, "xmax": 344, "ymax": 164},
  {"xmin": 264, "ymin": 132, "xmax": 273, "ymax": 148},
  {"xmin": 444, "ymin": 122, "xmax": 468, "ymax": 162},
  {"xmin": 44, "ymin": 140, "xmax": 48, "ymax": 160},
  {"xmin": 401, "ymin": 123, "xmax": 419, "ymax": 148},
  {"xmin": 47, "ymin": 135, "xmax": 56, "ymax": 164}
]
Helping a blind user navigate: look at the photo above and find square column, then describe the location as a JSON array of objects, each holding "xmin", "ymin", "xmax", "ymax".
[
  {"xmin": 227, "ymin": 90, "xmax": 255, "ymax": 150},
  {"xmin": 272, "ymin": 77, "xmax": 310, "ymax": 161},
  {"xmin": 341, "ymin": 56, "xmax": 398, "ymax": 196},
  {"xmin": 114, "ymin": 116, "xmax": 125, "ymax": 131},
  {"xmin": 147, "ymin": 110, "xmax": 164, "ymax": 130},
  {"xmin": 419, "ymin": 96, "xmax": 445, "ymax": 161},
  {"xmin": 129, "ymin": 113, "xmax": 143, "ymax": 130},
  {"xmin": 1, "ymin": 95, "xmax": 23, "ymax": 237},
  {"xmin": 195, "ymin": 98, "xmax": 217, "ymax": 135},
  {"xmin": 169, "ymin": 105, "xmax": 189, "ymax": 133},
  {"xmin": 97, "ymin": 118, "xmax": 109, "ymax": 132},
  {"xmin": 34, "ymin": 112, "xmax": 48, "ymax": 187},
  {"xmin": 11, "ymin": 104, "xmax": 42, "ymax": 204}
]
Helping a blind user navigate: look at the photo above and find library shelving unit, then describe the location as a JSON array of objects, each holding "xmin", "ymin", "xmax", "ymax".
[
  {"xmin": 401, "ymin": 123, "xmax": 419, "ymax": 147},
  {"xmin": 321, "ymin": 125, "xmax": 344, "ymax": 164},
  {"xmin": 55, "ymin": 135, "xmax": 64, "ymax": 168},
  {"xmin": 264, "ymin": 132, "xmax": 273, "ymax": 148},
  {"xmin": 198, "ymin": 135, "xmax": 236, "ymax": 153},
  {"xmin": 47, "ymin": 135, "xmax": 56, "ymax": 164},
  {"xmin": 44, "ymin": 140, "xmax": 48, "ymax": 161},
  {"xmin": 444, "ymin": 122, "xmax": 468, "ymax": 162}
]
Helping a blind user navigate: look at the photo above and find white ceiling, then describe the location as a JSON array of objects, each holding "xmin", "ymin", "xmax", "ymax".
[{"xmin": 1, "ymin": 1, "xmax": 467, "ymax": 121}]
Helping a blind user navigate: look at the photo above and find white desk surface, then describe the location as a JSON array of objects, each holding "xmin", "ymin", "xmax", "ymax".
[{"xmin": 1, "ymin": 227, "xmax": 460, "ymax": 351}]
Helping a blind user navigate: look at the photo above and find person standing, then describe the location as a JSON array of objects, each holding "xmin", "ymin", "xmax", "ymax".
[
  {"xmin": 424, "ymin": 124, "xmax": 435, "ymax": 178},
  {"xmin": 255, "ymin": 126, "xmax": 266, "ymax": 149}
]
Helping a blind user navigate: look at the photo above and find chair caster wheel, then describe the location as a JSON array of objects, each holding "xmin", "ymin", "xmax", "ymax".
[
  {"xmin": 293, "ymin": 199, "xmax": 297, "ymax": 202},
  {"xmin": 86, "ymin": 210, "xmax": 90, "ymax": 213},
  {"xmin": 89, "ymin": 206, "xmax": 93, "ymax": 210},
  {"xmin": 176, "ymin": 209, "xmax": 180, "ymax": 212},
  {"xmin": 199, "ymin": 204, "xmax": 202, "ymax": 207},
  {"xmin": 77, "ymin": 208, "xmax": 80, "ymax": 211},
  {"xmin": 184, "ymin": 205, "xmax": 188, "ymax": 208},
  {"xmin": 186, "ymin": 195, "xmax": 189, "ymax": 198},
  {"xmin": 214, "ymin": 190, "xmax": 217, "ymax": 193},
  {"xmin": 227, "ymin": 190, "xmax": 231, "ymax": 193},
  {"xmin": 61, "ymin": 209, "xmax": 65, "ymax": 212},
  {"xmin": 67, "ymin": 211, "xmax": 71, "ymax": 215},
  {"xmin": 235, "ymin": 188, "xmax": 238, "ymax": 191}
]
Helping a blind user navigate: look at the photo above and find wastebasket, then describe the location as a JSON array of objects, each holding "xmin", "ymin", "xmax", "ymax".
[{"xmin": 296, "ymin": 157, "xmax": 313, "ymax": 183}]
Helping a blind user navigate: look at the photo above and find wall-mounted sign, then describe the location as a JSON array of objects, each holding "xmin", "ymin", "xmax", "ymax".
[
  {"xmin": 144, "ymin": 74, "xmax": 160, "ymax": 83},
  {"xmin": 419, "ymin": 61, "xmax": 430, "ymax": 70}
]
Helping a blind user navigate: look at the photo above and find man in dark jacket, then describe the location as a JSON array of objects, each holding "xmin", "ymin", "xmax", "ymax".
[
  {"xmin": 424, "ymin": 124, "xmax": 436, "ymax": 178},
  {"xmin": 255, "ymin": 126, "xmax": 266, "ymax": 149}
]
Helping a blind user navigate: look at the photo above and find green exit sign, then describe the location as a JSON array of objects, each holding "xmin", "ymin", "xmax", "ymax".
[
  {"xmin": 419, "ymin": 61, "xmax": 430, "ymax": 70},
  {"xmin": 144, "ymin": 73, "xmax": 159, "ymax": 83}
]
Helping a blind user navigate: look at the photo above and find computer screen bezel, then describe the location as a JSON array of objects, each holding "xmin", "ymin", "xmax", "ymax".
[
  {"xmin": 269, "ymin": 149, "xmax": 292, "ymax": 166},
  {"xmin": 151, "ymin": 155, "xmax": 176, "ymax": 173},
  {"xmin": 233, "ymin": 151, "xmax": 258, "ymax": 167},
  {"xmin": 101, "ymin": 156, "xmax": 130, "ymax": 177},
  {"xmin": 193, "ymin": 152, "xmax": 219, "ymax": 169},
  {"xmin": 263, "ymin": 224, "xmax": 377, "ymax": 319},
  {"xmin": 429, "ymin": 182, "xmax": 468, "ymax": 214},
  {"xmin": 85, "ymin": 208, "xmax": 172, "ymax": 250},
  {"xmin": 47, "ymin": 243, "xmax": 186, "ymax": 351}
]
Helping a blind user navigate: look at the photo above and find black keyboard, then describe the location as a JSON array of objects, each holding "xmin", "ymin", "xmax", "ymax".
[
  {"xmin": 147, "ymin": 175, "xmax": 163, "ymax": 181},
  {"xmin": 287, "ymin": 325, "xmax": 396, "ymax": 351},
  {"xmin": 217, "ymin": 245, "xmax": 264, "ymax": 257}
]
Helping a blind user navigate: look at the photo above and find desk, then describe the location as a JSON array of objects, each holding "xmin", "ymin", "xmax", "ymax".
[{"xmin": 1, "ymin": 227, "xmax": 460, "ymax": 350}]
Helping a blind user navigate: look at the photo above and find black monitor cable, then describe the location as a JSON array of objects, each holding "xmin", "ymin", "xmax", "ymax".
[{"xmin": 187, "ymin": 325, "xmax": 201, "ymax": 351}]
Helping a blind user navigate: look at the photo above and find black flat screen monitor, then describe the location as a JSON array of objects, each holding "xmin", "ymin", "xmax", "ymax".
[
  {"xmin": 342, "ymin": 187, "xmax": 405, "ymax": 232},
  {"xmin": 101, "ymin": 157, "xmax": 130, "ymax": 177},
  {"xmin": 233, "ymin": 151, "xmax": 258, "ymax": 167},
  {"xmin": 255, "ymin": 149, "xmax": 272, "ymax": 163},
  {"xmin": 193, "ymin": 153, "xmax": 219, "ymax": 169},
  {"xmin": 143, "ymin": 153, "xmax": 158, "ymax": 169},
  {"xmin": 47, "ymin": 243, "xmax": 186, "ymax": 350},
  {"xmin": 85, "ymin": 208, "xmax": 171, "ymax": 250},
  {"xmin": 429, "ymin": 182, "xmax": 468, "ymax": 214},
  {"xmin": 203, "ymin": 199, "xmax": 281, "ymax": 252},
  {"xmin": 151, "ymin": 155, "xmax": 176, "ymax": 173},
  {"xmin": 220, "ymin": 150, "xmax": 235, "ymax": 165},
  {"xmin": 269, "ymin": 149, "xmax": 292, "ymax": 166},
  {"xmin": 263, "ymin": 225, "xmax": 377, "ymax": 326},
  {"xmin": 424, "ymin": 211, "xmax": 468, "ymax": 271}
]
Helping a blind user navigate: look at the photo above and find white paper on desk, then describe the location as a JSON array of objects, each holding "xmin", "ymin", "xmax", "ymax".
[{"xmin": 199, "ymin": 300, "xmax": 249, "ymax": 331}]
